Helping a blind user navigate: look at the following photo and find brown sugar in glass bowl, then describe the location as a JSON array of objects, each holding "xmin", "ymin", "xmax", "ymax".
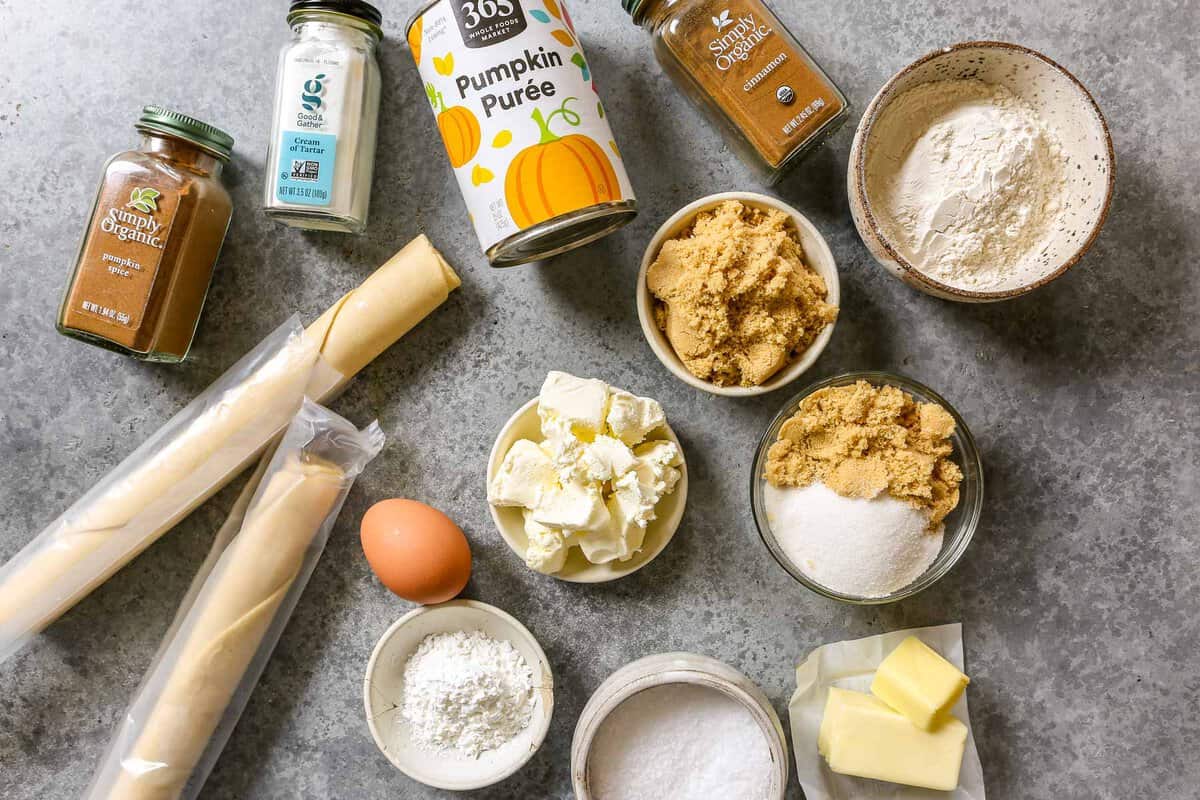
[{"xmin": 57, "ymin": 106, "xmax": 234, "ymax": 362}]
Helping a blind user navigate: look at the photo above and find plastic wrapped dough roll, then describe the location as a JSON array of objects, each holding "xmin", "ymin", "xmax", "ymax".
[
  {"xmin": 0, "ymin": 235, "xmax": 458, "ymax": 662},
  {"xmin": 85, "ymin": 400, "xmax": 384, "ymax": 800}
]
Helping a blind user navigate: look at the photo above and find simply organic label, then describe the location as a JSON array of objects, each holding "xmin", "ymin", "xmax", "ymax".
[
  {"xmin": 707, "ymin": 7, "xmax": 775, "ymax": 72},
  {"xmin": 409, "ymin": 0, "xmax": 634, "ymax": 254},
  {"xmin": 273, "ymin": 63, "xmax": 346, "ymax": 207},
  {"xmin": 72, "ymin": 183, "xmax": 178, "ymax": 333}
]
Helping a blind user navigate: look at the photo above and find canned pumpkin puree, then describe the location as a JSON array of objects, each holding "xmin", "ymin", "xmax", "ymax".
[{"xmin": 407, "ymin": 0, "xmax": 637, "ymax": 267}]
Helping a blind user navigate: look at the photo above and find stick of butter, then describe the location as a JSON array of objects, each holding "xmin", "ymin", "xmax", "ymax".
[
  {"xmin": 871, "ymin": 635, "xmax": 970, "ymax": 730},
  {"xmin": 819, "ymin": 687, "xmax": 967, "ymax": 791}
]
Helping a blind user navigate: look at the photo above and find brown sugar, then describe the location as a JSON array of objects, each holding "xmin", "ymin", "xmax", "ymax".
[
  {"xmin": 764, "ymin": 381, "xmax": 963, "ymax": 526},
  {"xmin": 646, "ymin": 200, "xmax": 837, "ymax": 387}
]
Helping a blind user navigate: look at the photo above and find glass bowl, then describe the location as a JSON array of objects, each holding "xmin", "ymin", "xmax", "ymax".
[{"xmin": 750, "ymin": 371, "xmax": 983, "ymax": 604}]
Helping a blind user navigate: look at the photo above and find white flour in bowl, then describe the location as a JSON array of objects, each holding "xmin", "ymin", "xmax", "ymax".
[
  {"xmin": 587, "ymin": 682, "xmax": 774, "ymax": 800},
  {"xmin": 763, "ymin": 481, "xmax": 943, "ymax": 597},
  {"xmin": 866, "ymin": 78, "xmax": 1067, "ymax": 292},
  {"xmin": 399, "ymin": 630, "xmax": 534, "ymax": 757}
]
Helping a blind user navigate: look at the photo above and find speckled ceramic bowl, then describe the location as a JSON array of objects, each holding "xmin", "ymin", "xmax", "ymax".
[{"xmin": 848, "ymin": 41, "xmax": 1115, "ymax": 302}]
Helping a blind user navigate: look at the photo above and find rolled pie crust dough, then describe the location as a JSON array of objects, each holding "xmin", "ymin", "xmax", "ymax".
[
  {"xmin": 0, "ymin": 235, "xmax": 459, "ymax": 644},
  {"xmin": 104, "ymin": 456, "xmax": 345, "ymax": 800}
]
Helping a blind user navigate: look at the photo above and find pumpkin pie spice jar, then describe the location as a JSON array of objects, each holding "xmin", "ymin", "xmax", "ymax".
[
  {"xmin": 406, "ymin": 0, "xmax": 637, "ymax": 267},
  {"xmin": 57, "ymin": 107, "xmax": 234, "ymax": 362}
]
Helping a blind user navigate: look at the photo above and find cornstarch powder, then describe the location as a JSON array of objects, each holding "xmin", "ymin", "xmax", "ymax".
[
  {"xmin": 587, "ymin": 682, "xmax": 773, "ymax": 800},
  {"xmin": 866, "ymin": 79, "xmax": 1067, "ymax": 291},
  {"xmin": 399, "ymin": 630, "xmax": 534, "ymax": 757}
]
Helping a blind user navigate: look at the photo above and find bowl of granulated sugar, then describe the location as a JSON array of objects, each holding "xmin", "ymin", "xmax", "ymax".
[
  {"xmin": 849, "ymin": 41, "xmax": 1115, "ymax": 301},
  {"xmin": 751, "ymin": 371, "xmax": 983, "ymax": 604},
  {"xmin": 572, "ymin": 653, "xmax": 788, "ymax": 800}
]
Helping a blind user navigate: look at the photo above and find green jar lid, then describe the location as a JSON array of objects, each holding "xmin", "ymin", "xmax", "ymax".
[
  {"xmin": 622, "ymin": 0, "xmax": 643, "ymax": 18},
  {"xmin": 135, "ymin": 106, "xmax": 234, "ymax": 160}
]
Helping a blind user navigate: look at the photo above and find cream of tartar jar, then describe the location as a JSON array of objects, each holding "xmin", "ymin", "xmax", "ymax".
[
  {"xmin": 264, "ymin": 0, "xmax": 383, "ymax": 234},
  {"xmin": 571, "ymin": 652, "xmax": 789, "ymax": 799},
  {"xmin": 405, "ymin": 0, "xmax": 637, "ymax": 267}
]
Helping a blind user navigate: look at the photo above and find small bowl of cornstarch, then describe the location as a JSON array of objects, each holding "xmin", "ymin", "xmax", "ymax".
[
  {"xmin": 572, "ymin": 653, "xmax": 787, "ymax": 800},
  {"xmin": 363, "ymin": 600, "xmax": 554, "ymax": 790}
]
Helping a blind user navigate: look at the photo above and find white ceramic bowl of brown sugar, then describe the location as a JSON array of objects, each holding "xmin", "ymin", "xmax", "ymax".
[{"xmin": 636, "ymin": 192, "xmax": 840, "ymax": 397}]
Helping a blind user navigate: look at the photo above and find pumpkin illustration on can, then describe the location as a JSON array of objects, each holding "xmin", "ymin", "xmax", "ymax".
[
  {"xmin": 427, "ymin": 83, "xmax": 481, "ymax": 168},
  {"xmin": 505, "ymin": 98, "xmax": 620, "ymax": 229}
]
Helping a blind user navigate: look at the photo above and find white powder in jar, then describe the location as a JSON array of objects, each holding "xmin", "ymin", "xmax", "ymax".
[
  {"xmin": 763, "ymin": 481, "xmax": 943, "ymax": 597},
  {"xmin": 866, "ymin": 79, "xmax": 1067, "ymax": 291},
  {"xmin": 587, "ymin": 682, "xmax": 774, "ymax": 800},
  {"xmin": 399, "ymin": 630, "xmax": 534, "ymax": 757}
]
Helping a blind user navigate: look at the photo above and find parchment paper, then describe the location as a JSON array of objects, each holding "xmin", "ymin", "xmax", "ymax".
[{"xmin": 789, "ymin": 623, "xmax": 986, "ymax": 800}]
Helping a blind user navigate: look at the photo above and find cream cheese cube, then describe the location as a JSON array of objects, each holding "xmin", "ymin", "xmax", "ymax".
[
  {"xmin": 488, "ymin": 439, "xmax": 556, "ymax": 508},
  {"xmin": 522, "ymin": 511, "xmax": 568, "ymax": 574},
  {"xmin": 605, "ymin": 390, "xmax": 666, "ymax": 445},
  {"xmin": 633, "ymin": 441, "xmax": 683, "ymax": 516},
  {"xmin": 532, "ymin": 479, "xmax": 609, "ymax": 532},
  {"xmin": 582, "ymin": 435, "xmax": 638, "ymax": 482},
  {"xmin": 577, "ymin": 500, "xmax": 632, "ymax": 564},
  {"xmin": 542, "ymin": 432, "xmax": 588, "ymax": 482},
  {"xmin": 605, "ymin": 492, "xmax": 648, "ymax": 561},
  {"xmin": 538, "ymin": 371, "xmax": 610, "ymax": 442},
  {"xmin": 604, "ymin": 440, "xmax": 683, "ymax": 530}
]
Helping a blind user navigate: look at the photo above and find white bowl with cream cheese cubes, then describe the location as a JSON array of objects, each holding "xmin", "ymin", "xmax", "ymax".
[{"xmin": 487, "ymin": 371, "xmax": 688, "ymax": 583}]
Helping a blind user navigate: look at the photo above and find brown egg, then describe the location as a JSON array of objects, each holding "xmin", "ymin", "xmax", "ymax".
[{"xmin": 360, "ymin": 499, "xmax": 471, "ymax": 604}]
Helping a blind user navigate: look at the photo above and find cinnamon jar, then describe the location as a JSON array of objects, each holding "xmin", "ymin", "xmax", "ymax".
[
  {"xmin": 625, "ymin": 0, "xmax": 848, "ymax": 182},
  {"xmin": 57, "ymin": 107, "xmax": 234, "ymax": 362}
]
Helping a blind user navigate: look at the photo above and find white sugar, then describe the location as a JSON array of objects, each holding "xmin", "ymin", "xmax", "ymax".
[
  {"xmin": 587, "ymin": 682, "xmax": 773, "ymax": 800},
  {"xmin": 763, "ymin": 481, "xmax": 943, "ymax": 597}
]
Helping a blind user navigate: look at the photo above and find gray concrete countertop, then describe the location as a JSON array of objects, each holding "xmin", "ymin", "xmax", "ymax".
[{"xmin": 1, "ymin": 1, "xmax": 1196, "ymax": 798}]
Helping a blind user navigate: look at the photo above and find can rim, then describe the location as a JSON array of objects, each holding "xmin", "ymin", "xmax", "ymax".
[
  {"xmin": 486, "ymin": 202, "xmax": 638, "ymax": 268},
  {"xmin": 403, "ymin": 0, "xmax": 439, "ymax": 39}
]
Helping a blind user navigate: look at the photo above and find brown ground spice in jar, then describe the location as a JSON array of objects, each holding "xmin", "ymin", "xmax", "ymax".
[
  {"xmin": 627, "ymin": 0, "xmax": 848, "ymax": 180},
  {"xmin": 58, "ymin": 107, "xmax": 233, "ymax": 362}
]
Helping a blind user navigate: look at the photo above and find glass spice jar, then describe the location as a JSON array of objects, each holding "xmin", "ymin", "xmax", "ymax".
[
  {"xmin": 57, "ymin": 107, "xmax": 234, "ymax": 362},
  {"xmin": 625, "ymin": 0, "xmax": 849, "ymax": 182},
  {"xmin": 263, "ymin": 0, "xmax": 383, "ymax": 233}
]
